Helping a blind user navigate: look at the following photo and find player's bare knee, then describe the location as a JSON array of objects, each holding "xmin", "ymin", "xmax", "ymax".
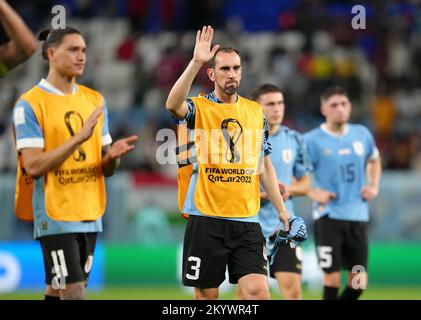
[
  {"xmin": 284, "ymin": 286, "xmax": 301, "ymax": 300},
  {"xmin": 244, "ymin": 289, "xmax": 270, "ymax": 300},
  {"xmin": 280, "ymin": 276, "xmax": 297, "ymax": 290},
  {"xmin": 60, "ymin": 282, "xmax": 86, "ymax": 300},
  {"xmin": 242, "ymin": 284, "xmax": 270, "ymax": 300},
  {"xmin": 282, "ymin": 282, "xmax": 301, "ymax": 300}
]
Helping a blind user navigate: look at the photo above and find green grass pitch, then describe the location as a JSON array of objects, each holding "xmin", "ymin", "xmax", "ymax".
[{"xmin": 1, "ymin": 285, "xmax": 420, "ymax": 300}]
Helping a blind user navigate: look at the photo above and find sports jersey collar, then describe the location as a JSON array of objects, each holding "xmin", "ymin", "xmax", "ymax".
[
  {"xmin": 269, "ymin": 125, "xmax": 284, "ymax": 137},
  {"xmin": 320, "ymin": 123, "xmax": 349, "ymax": 137},
  {"xmin": 205, "ymin": 91, "xmax": 239, "ymax": 104},
  {"xmin": 205, "ymin": 92, "xmax": 223, "ymax": 103},
  {"xmin": 38, "ymin": 78, "xmax": 77, "ymax": 96}
]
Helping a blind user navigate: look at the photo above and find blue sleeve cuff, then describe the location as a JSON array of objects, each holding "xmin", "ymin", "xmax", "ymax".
[{"xmin": 171, "ymin": 98, "xmax": 196, "ymax": 126}]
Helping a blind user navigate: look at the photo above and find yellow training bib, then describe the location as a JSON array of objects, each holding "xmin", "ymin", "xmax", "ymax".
[
  {"xmin": 14, "ymin": 153, "xmax": 34, "ymax": 221},
  {"xmin": 176, "ymin": 95, "xmax": 264, "ymax": 218},
  {"xmin": 14, "ymin": 85, "xmax": 106, "ymax": 222}
]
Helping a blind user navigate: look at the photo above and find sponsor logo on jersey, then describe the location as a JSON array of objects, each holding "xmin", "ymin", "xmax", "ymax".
[{"xmin": 338, "ymin": 148, "xmax": 352, "ymax": 155}]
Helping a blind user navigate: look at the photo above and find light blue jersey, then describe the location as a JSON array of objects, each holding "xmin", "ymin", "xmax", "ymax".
[
  {"xmin": 13, "ymin": 79, "xmax": 112, "ymax": 239},
  {"xmin": 259, "ymin": 126, "xmax": 312, "ymax": 238},
  {"xmin": 304, "ymin": 124, "xmax": 379, "ymax": 222}
]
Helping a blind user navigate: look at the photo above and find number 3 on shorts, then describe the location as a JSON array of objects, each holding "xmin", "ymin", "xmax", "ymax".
[
  {"xmin": 317, "ymin": 246, "xmax": 333, "ymax": 269},
  {"xmin": 186, "ymin": 256, "xmax": 201, "ymax": 280}
]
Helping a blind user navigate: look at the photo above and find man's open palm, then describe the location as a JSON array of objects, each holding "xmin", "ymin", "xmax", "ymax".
[{"xmin": 193, "ymin": 25, "xmax": 220, "ymax": 64}]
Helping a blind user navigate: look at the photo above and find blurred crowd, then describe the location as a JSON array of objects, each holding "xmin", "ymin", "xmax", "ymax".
[{"xmin": 1, "ymin": 0, "xmax": 421, "ymax": 174}]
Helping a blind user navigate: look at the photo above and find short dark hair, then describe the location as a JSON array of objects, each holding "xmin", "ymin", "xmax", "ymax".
[
  {"xmin": 37, "ymin": 27, "xmax": 82, "ymax": 61},
  {"xmin": 321, "ymin": 86, "xmax": 348, "ymax": 103},
  {"xmin": 251, "ymin": 83, "xmax": 282, "ymax": 101},
  {"xmin": 208, "ymin": 47, "xmax": 240, "ymax": 69}
]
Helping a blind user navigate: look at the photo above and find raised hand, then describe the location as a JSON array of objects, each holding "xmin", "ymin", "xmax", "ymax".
[
  {"xmin": 192, "ymin": 25, "xmax": 220, "ymax": 64},
  {"xmin": 77, "ymin": 107, "xmax": 103, "ymax": 144}
]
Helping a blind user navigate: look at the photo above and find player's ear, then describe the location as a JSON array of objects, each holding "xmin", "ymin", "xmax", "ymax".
[
  {"xmin": 320, "ymin": 103, "xmax": 327, "ymax": 117},
  {"xmin": 207, "ymin": 67, "xmax": 215, "ymax": 82},
  {"xmin": 46, "ymin": 47, "xmax": 55, "ymax": 61}
]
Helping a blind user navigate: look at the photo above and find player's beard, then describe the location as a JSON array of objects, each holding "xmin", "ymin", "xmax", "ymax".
[{"xmin": 222, "ymin": 81, "xmax": 239, "ymax": 96}]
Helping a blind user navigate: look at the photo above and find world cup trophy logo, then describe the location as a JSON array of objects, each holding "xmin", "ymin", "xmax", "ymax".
[
  {"xmin": 221, "ymin": 118, "xmax": 243, "ymax": 163},
  {"xmin": 64, "ymin": 111, "xmax": 86, "ymax": 162}
]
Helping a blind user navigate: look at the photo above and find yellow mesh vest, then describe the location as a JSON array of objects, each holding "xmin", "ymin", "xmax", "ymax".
[
  {"xmin": 14, "ymin": 151, "xmax": 34, "ymax": 221},
  {"xmin": 176, "ymin": 123, "xmax": 193, "ymax": 219},
  {"xmin": 176, "ymin": 95, "xmax": 264, "ymax": 218},
  {"xmin": 14, "ymin": 85, "xmax": 106, "ymax": 222}
]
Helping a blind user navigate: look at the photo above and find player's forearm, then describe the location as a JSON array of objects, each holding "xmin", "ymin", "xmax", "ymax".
[
  {"xmin": 307, "ymin": 187, "xmax": 325, "ymax": 202},
  {"xmin": 367, "ymin": 156, "xmax": 382, "ymax": 189},
  {"xmin": 260, "ymin": 158, "xmax": 288, "ymax": 216},
  {"xmin": 0, "ymin": 1, "xmax": 36, "ymax": 66},
  {"xmin": 166, "ymin": 60, "xmax": 203, "ymax": 118},
  {"xmin": 260, "ymin": 191, "xmax": 269, "ymax": 200},
  {"xmin": 101, "ymin": 153, "xmax": 120, "ymax": 177},
  {"xmin": 288, "ymin": 175, "xmax": 311, "ymax": 197},
  {"xmin": 23, "ymin": 135, "xmax": 83, "ymax": 178},
  {"xmin": 307, "ymin": 188, "xmax": 318, "ymax": 201}
]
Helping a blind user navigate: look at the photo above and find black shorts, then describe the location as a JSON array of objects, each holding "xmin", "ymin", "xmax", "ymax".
[
  {"xmin": 269, "ymin": 243, "xmax": 302, "ymax": 276},
  {"xmin": 39, "ymin": 232, "xmax": 97, "ymax": 287},
  {"xmin": 314, "ymin": 216, "xmax": 368, "ymax": 273},
  {"xmin": 182, "ymin": 215, "xmax": 267, "ymax": 288}
]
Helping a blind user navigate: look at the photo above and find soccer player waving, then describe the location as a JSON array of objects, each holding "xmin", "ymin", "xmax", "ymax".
[{"xmin": 166, "ymin": 26, "xmax": 296, "ymax": 300}]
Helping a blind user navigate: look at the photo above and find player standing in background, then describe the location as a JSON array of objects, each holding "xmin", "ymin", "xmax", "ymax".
[
  {"xmin": 12, "ymin": 27, "xmax": 138, "ymax": 300},
  {"xmin": 0, "ymin": 0, "xmax": 36, "ymax": 77},
  {"xmin": 166, "ymin": 26, "xmax": 295, "ymax": 300},
  {"xmin": 237, "ymin": 84, "xmax": 311, "ymax": 300},
  {"xmin": 304, "ymin": 86, "xmax": 382, "ymax": 300}
]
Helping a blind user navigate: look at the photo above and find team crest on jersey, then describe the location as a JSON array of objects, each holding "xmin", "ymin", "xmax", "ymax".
[
  {"xmin": 353, "ymin": 141, "xmax": 364, "ymax": 156},
  {"xmin": 282, "ymin": 149, "xmax": 293, "ymax": 164}
]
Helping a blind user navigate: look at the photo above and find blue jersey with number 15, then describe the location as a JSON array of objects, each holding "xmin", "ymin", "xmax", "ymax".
[{"xmin": 303, "ymin": 124, "xmax": 379, "ymax": 222}]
